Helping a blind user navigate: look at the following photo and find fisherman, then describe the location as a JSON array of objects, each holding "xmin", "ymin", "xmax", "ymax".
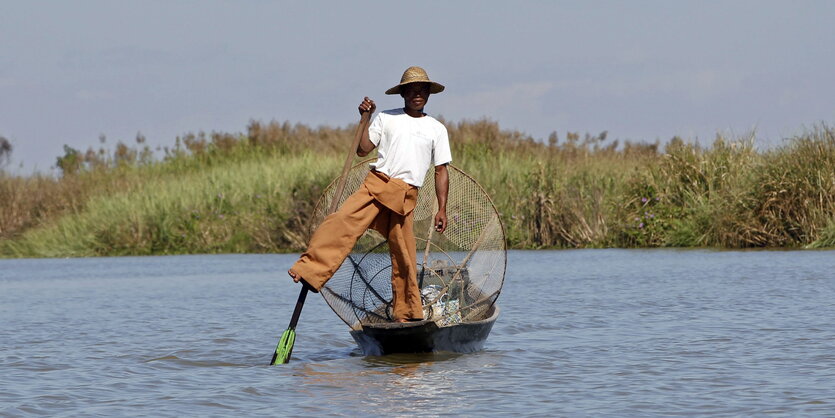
[{"xmin": 288, "ymin": 66, "xmax": 451, "ymax": 323}]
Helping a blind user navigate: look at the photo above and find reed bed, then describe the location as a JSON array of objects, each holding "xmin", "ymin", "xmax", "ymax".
[{"xmin": 1, "ymin": 120, "xmax": 833, "ymax": 257}]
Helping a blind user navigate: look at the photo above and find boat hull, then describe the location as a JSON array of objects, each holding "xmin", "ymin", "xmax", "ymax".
[{"xmin": 349, "ymin": 307, "xmax": 500, "ymax": 356}]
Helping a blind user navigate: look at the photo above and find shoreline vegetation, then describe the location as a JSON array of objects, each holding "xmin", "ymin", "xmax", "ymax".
[{"xmin": 1, "ymin": 119, "xmax": 834, "ymax": 258}]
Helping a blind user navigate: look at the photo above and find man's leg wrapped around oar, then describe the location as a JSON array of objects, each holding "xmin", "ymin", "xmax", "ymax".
[
  {"xmin": 290, "ymin": 181, "xmax": 383, "ymax": 291},
  {"xmin": 289, "ymin": 171, "xmax": 424, "ymax": 321}
]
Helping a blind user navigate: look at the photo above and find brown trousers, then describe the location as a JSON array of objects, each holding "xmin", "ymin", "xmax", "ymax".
[{"xmin": 291, "ymin": 171, "xmax": 423, "ymax": 320}]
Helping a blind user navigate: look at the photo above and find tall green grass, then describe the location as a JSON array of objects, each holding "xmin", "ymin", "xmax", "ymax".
[
  {"xmin": 1, "ymin": 119, "xmax": 833, "ymax": 257},
  {"xmin": 2, "ymin": 151, "xmax": 340, "ymax": 257}
]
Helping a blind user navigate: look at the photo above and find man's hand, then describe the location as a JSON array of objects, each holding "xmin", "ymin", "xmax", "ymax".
[
  {"xmin": 356, "ymin": 97, "xmax": 377, "ymax": 156},
  {"xmin": 358, "ymin": 97, "xmax": 376, "ymax": 115},
  {"xmin": 434, "ymin": 209, "xmax": 448, "ymax": 234}
]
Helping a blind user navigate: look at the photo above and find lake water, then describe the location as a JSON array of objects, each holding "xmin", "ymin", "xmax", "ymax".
[{"xmin": 2, "ymin": 249, "xmax": 835, "ymax": 416}]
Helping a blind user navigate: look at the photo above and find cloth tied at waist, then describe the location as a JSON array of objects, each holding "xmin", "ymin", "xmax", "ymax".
[{"xmin": 365, "ymin": 170, "xmax": 419, "ymax": 216}]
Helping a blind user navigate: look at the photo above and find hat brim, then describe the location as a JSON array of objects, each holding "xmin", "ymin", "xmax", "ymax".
[{"xmin": 385, "ymin": 81, "xmax": 445, "ymax": 95}]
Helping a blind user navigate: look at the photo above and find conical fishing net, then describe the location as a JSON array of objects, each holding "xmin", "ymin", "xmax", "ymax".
[{"xmin": 308, "ymin": 160, "xmax": 506, "ymax": 330}]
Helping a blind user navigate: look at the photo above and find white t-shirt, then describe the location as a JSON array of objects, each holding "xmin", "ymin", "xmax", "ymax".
[{"xmin": 367, "ymin": 108, "xmax": 452, "ymax": 187}]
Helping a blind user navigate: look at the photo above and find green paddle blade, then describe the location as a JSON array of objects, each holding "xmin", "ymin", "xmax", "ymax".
[{"xmin": 271, "ymin": 328, "xmax": 296, "ymax": 365}]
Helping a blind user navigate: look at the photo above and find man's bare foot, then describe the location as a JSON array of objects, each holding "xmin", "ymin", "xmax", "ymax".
[{"xmin": 288, "ymin": 270, "xmax": 319, "ymax": 293}]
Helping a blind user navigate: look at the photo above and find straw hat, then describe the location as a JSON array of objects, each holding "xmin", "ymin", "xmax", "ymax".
[{"xmin": 385, "ymin": 66, "xmax": 445, "ymax": 95}]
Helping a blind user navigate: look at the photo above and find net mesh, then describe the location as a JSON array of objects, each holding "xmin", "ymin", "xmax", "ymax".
[{"xmin": 309, "ymin": 160, "xmax": 506, "ymax": 329}]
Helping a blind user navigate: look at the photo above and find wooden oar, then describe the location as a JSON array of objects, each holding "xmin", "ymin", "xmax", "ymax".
[{"xmin": 270, "ymin": 110, "xmax": 372, "ymax": 365}]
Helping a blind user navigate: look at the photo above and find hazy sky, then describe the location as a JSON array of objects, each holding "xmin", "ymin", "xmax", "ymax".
[{"xmin": 2, "ymin": 1, "xmax": 833, "ymax": 173}]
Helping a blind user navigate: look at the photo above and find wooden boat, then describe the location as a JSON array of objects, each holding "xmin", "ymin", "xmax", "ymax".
[{"xmin": 349, "ymin": 306, "xmax": 500, "ymax": 356}]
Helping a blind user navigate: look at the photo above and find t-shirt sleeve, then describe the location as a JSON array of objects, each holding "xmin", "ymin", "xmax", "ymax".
[
  {"xmin": 433, "ymin": 125, "xmax": 452, "ymax": 166},
  {"xmin": 368, "ymin": 113, "xmax": 383, "ymax": 146}
]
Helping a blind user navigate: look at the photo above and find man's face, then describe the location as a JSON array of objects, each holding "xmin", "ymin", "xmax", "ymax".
[{"xmin": 401, "ymin": 82, "xmax": 431, "ymax": 112}]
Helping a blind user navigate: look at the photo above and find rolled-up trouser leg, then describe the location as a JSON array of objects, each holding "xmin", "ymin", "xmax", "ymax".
[
  {"xmin": 385, "ymin": 209, "xmax": 423, "ymax": 320},
  {"xmin": 291, "ymin": 185, "xmax": 382, "ymax": 291}
]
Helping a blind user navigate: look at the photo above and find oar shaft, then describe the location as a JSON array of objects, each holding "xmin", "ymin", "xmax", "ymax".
[
  {"xmin": 329, "ymin": 111, "xmax": 371, "ymax": 214},
  {"xmin": 271, "ymin": 110, "xmax": 372, "ymax": 365},
  {"xmin": 288, "ymin": 285, "xmax": 309, "ymax": 330}
]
